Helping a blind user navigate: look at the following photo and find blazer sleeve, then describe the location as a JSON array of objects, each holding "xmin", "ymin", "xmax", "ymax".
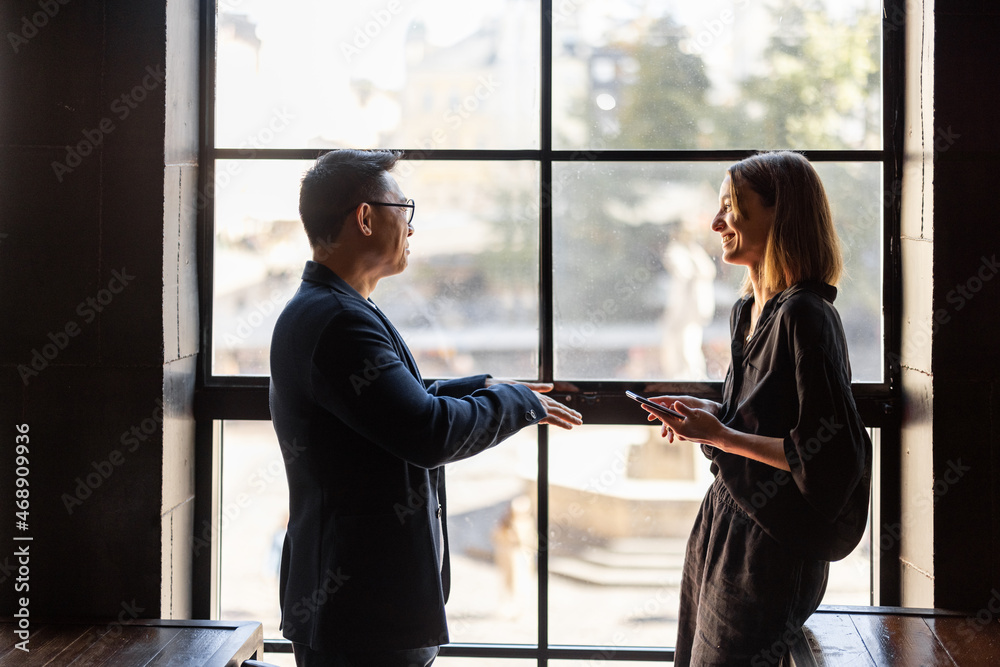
[
  {"xmin": 310, "ymin": 308, "xmax": 544, "ymax": 469},
  {"xmin": 426, "ymin": 375, "xmax": 491, "ymax": 399}
]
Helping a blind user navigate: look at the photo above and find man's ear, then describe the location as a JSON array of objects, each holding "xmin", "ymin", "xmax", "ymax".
[{"xmin": 350, "ymin": 203, "xmax": 373, "ymax": 236}]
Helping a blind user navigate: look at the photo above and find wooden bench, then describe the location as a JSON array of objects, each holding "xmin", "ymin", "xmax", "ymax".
[
  {"xmin": 789, "ymin": 606, "xmax": 1000, "ymax": 666},
  {"xmin": 0, "ymin": 618, "xmax": 263, "ymax": 666}
]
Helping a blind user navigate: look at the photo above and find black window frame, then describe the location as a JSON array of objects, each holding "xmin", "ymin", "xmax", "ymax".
[{"xmin": 193, "ymin": 0, "xmax": 906, "ymax": 661}]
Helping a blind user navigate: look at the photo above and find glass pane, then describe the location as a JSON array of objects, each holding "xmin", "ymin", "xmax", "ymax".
[
  {"xmin": 552, "ymin": 161, "xmax": 882, "ymax": 382},
  {"xmin": 822, "ymin": 427, "xmax": 877, "ymax": 607},
  {"xmin": 444, "ymin": 430, "xmax": 539, "ymax": 644},
  {"xmin": 823, "ymin": 508, "xmax": 872, "ymax": 606},
  {"xmin": 212, "ymin": 159, "xmax": 311, "ymax": 376},
  {"xmin": 552, "ymin": 0, "xmax": 881, "ymax": 150},
  {"xmin": 217, "ymin": 1, "xmax": 539, "ymax": 150},
  {"xmin": 212, "ymin": 159, "xmax": 541, "ymax": 379},
  {"xmin": 219, "ymin": 420, "xmax": 289, "ymax": 640},
  {"xmin": 370, "ymin": 160, "xmax": 541, "ymax": 379},
  {"xmin": 438, "ymin": 660, "xmax": 533, "ymax": 666},
  {"xmin": 547, "ymin": 425, "xmax": 874, "ymax": 647},
  {"xmin": 547, "ymin": 424, "xmax": 715, "ymax": 646},
  {"xmin": 552, "ymin": 662, "xmax": 667, "ymax": 666},
  {"xmin": 813, "ymin": 162, "xmax": 883, "ymax": 383}
]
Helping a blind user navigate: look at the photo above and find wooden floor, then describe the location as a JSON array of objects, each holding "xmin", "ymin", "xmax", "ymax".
[{"xmin": 791, "ymin": 606, "xmax": 1000, "ymax": 666}]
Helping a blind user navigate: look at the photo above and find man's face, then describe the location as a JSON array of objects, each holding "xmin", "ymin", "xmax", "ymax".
[{"xmin": 369, "ymin": 175, "xmax": 414, "ymax": 279}]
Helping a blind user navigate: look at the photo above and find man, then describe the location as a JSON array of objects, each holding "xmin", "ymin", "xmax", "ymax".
[{"xmin": 269, "ymin": 149, "xmax": 582, "ymax": 666}]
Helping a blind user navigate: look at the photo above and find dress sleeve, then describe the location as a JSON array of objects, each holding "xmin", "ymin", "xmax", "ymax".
[
  {"xmin": 308, "ymin": 308, "xmax": 544, "ymax": 469},
  {"xmin": 783, "ymin": 344, "xmax": 869, "ymax": 522}
]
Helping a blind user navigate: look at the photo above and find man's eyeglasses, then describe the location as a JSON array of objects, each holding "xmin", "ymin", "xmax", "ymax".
[{"xmin": 365, "ymin": 199, "xmax": 416, "ymax": 225}]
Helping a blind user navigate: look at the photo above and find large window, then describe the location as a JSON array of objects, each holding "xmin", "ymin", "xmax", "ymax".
[{"xmin": 197, "ymin": 0, "xmax": 901, "ymax": 662}]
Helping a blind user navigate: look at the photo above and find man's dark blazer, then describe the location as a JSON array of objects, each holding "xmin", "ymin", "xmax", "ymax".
[{"xmin": 269, "ymin": 261, "xmax": 545, "ymax": 652}]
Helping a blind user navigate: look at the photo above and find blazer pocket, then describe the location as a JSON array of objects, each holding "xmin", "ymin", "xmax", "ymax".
[{"xmin": 330, "ymin": 513, "xmax": 441, "ymax": 623}]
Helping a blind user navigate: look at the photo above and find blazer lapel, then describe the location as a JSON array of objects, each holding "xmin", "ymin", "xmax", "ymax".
[{"xmin": 369, "ymin": 302, "xmax": 423, "ymax": 383}]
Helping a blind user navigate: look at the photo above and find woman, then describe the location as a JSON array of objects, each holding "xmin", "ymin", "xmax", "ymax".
[{"xmin": 645, "ymin": 151, "xmax": 872, "ymax": 665}]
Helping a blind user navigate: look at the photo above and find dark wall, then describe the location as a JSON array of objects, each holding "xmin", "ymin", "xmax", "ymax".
[
  {"xmin": 0, "ymin": 0, "xmax": 169, "ymax": 618},
  {"xmin": 931, "ymin": 4, "xmax": 1000, "ymax": 611}
]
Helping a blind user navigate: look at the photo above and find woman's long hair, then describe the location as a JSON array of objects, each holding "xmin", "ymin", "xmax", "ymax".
[{"xmin": 728, "ymin": 151, "xmax": 843, "ymax": 296}]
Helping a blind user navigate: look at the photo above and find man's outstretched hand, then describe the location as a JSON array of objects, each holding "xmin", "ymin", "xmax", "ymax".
[{"xmin": 485, "ymin": 379, "xmax": 583, "ymax": 430}]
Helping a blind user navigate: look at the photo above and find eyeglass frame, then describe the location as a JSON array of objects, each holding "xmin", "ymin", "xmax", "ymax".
[{"xmin": 345, "ymin": 199, "xmax": 415, "ymax": 225}]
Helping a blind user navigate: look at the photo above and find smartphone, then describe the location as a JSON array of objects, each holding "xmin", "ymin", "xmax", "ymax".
[{"xmin": 625, "ymin": 390, "xmax": 685, "ymax": 420}]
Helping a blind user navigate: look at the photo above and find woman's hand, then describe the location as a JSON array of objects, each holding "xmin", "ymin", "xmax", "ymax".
[
  {"xmin": 644, "ymin": 395, "xmax": 790, "ymax": 471},
  {"xmin": 643, "ymin": 395, "xmax": 722, "ymax": 443}
]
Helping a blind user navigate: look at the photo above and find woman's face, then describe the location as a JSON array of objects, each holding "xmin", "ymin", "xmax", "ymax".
[{"xmin": 711, "ymin": 172, "xmax": 774, "ymax": 271}]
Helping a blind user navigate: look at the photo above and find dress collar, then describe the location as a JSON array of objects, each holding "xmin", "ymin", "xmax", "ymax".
[
  {"xmin": 775, "ymin": 280, "xmax": 837, "ymax": 305},
  {"xmin": 736, "ymin": 280, "xmax": 837, "ymax": 346}
]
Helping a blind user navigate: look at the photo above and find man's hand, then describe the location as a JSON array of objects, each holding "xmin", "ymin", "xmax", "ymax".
[
  {"xmin": 533, "ymin": 392, "xmax": 583, "ymax": 429},
  {"xmin": 485, "ymin": 379, "xmax": 583, "ymax": 430}
]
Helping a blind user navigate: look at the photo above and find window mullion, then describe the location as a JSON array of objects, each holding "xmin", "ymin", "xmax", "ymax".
[{"xmin": 539, "ymin": 2, "xmax": 554, "ymax": 664}]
